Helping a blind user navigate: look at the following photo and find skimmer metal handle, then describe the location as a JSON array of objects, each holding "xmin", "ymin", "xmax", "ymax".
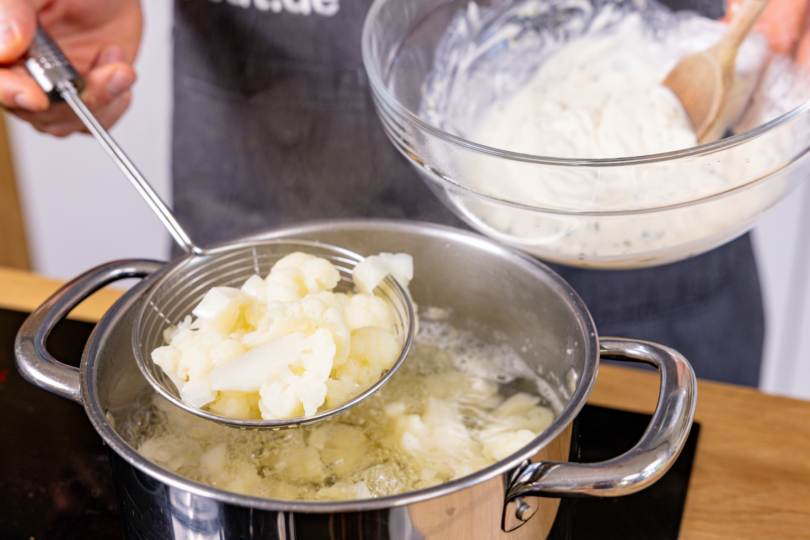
[
  {"xmin": 21, "ymin": 26, "xmax": 418, "ymax": 433},
  {"xmin": 23, "ymin": 25, "xmax": 202, "ymax": 256},
  {"xmin": 25, "ymin": 27, "xmax": 85, "ymax": 101}
]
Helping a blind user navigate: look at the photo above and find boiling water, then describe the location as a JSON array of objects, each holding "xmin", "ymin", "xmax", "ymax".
[{"xmin": 116, "ymin": 321, "xmax": 558, "ymax": 501}]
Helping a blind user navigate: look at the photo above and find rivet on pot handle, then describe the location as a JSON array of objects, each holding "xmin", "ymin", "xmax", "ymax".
[
  {"xmin": 502, "ymin": 338, "xmax": 697, "ymax": 533},
  {"xmin": 15, "ymin": 260, "xmax": 164, "ymax": 404}
]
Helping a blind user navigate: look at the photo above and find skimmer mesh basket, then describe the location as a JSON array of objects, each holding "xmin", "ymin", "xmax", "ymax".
[{"xmin": 132, "ymin": 239, "xmax": 414, "ymax": 429}]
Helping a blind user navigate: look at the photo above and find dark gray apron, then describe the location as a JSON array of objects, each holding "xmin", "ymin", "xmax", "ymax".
[{"xmin": 171, "ymin": 0, "xmax": 763, "ymax": 386}]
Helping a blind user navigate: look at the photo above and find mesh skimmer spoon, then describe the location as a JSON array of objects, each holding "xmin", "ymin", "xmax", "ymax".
[{"xmin": 23, "ymin": 26, "xmax": 415, "ymax": 430}]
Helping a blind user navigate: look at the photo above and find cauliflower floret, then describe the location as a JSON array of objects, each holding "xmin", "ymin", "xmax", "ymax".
[
  {"xmin": 151, "ymin": 345, "xmax": 183, "ymax": 387},
  {"xmin": 338, "ymin": 293, "xmax": 396, "ymax": 333},
  {"xmin": 268, "ymin": 252, "xmax": 341, "ymax": 297},
  {"xmin": 212, "ymin": 329, "xmax": 336, "ymax": 419},
  {"xmin": 475, "ymin": 393, "xmax": 554, "ymax": 461},
  {"xmin": 385, "ymin": 397, "xmax": 489, "ymax": 485},
  {"xmin": 199, "ymin": 444, "xmax": 264, "ymax": 495},
  {"xmin": 323, "ymin": 378, "xmax": 361, "ymax": 411},
  {"xmin": 264, "ymin": 267, "xmax": 306, "ymax": 302},
  {"xmin": 192, "ymin": 287, "xmax": 250, "ymax": 333},
  {"xmin": 342, "ymin": 326, "xmax": 400, "ymax": 379},
  {"xmin": 138, "ymin": 435, "xmax": 181, "ymax": 469},
  {"xmin": 207, "ymin": 390, "xmax": 259, "ymax": 420},
  {"xmin": 259, "ymin": 371, "xmax": 329, "ymax": 418},
  {"xmin": 241, "ymin": 294, "xmax": 351, "ymax": 367},
  {"xmin": 490, "ymin": 392, "xmax": 555, "ymax": 432},
  {"xmin": 276, "ymin": 443, "xmax": 328, "ymax": 483},
  {"xmin": 229, "ymin": 328, "xmax": 339, "ymax": 389},
  {"xmin": 223, "ymin": 460, "xmax": 265, "ymax": 496},
  {"xmin": 180, "ymin": 371, "xmax": 216, "ymax": 408},
  {"xmin": 480, "ymin": 429, "xmax": 538, "ymax": 461},
  {"xmin": 241, "ymin": 274, "xmax": 268, "ymax": 301},
  {"xmin": 353, "ymin": 253, "xmax": 413, "ymax": 294},
  {"xmin": 152, "ymin": 251, "xmax": 411, "ymax": 421},
  {"xmin": 309, "ymin": 424, "xmax": 372, "ymax": 477},
  {"xmin": 242, "ymin": 300, "xmax": 267, "ymax": 331},
  {"xmin": 162, "ymin": 315, "xmax": 192, "ymax": 343},
  {"xmin": 325, "ymin": 327, "xmax": 400, "ymax": 408},
  {"xmin": 153, "ymin": 328, "xmax": 246, "ymax": 383},
  {"xmin": 200, "ymin": 443, "xmax": 229, "ymax": 476}
]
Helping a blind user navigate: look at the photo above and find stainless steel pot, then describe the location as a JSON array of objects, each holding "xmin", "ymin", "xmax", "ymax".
[{"xmin": 15, "ymin": 220, "xmax": 696, "ymax": 540}]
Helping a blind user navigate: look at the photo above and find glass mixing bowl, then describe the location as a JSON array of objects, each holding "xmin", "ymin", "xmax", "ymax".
[{"xmin": 361, "ymin": 0, "xmax": 810, "ymax": 269}]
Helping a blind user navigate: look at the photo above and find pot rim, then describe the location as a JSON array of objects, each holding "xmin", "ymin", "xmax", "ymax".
[{"xmin": 81, "ymin": 219, "xmax": 599, "ymax": 512}]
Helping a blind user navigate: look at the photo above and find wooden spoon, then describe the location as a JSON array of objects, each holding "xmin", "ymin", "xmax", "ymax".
[{"xmin": 663, "ymin": 0, "xmax": 770, "ymax": 144}]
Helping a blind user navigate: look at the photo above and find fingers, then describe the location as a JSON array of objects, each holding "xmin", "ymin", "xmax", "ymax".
[
  {"xmin": 0, "ymin": 64, "xmax": 49, "ymax": 110},
  {"xmin": 9, "ymin": 43, "xmax": 136, "ymax": 136},
  {"xmin": 723, "ymin": 0, "xmax": 810, "ymax": 55},
  {"xmin": 798, "ymin": 1, "xmax": 810, "ymax": 67},
  {"xmin": 0, "ymin": 0, "xmax": 48, "ymax": 111},
  {"xmin": 18, "ymin": 90, "xmax": 131, "ymax": 137},
  {"xmin": 82, "ymin": 44, "xmax": 136, "ymax": 109},
  {"xmin": 0, "ymin": 0, "xmax": 37, "ymax": 63}
]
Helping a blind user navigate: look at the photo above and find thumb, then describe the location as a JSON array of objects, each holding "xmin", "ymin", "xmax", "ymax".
[{"xmin": 0, "ymin": 0, "xmax": 36, "ymax": 63}]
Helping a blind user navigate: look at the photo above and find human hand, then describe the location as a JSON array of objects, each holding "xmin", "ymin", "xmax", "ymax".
[
  {"xmin": 724, "ymin": 0, "xmax": 810, "ymax": 65},
  {"xmin": 0, "ymin": 0, "xmax": 142, "ymax": 136}
]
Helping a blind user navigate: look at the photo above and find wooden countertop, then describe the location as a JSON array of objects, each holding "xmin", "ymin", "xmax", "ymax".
[{"xmin": 3, "ymin": 266, "xmax": 809, "ymax": 539}]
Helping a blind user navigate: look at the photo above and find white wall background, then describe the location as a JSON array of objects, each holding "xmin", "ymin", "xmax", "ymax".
[
  {"xmin": 7, "ymin": 0, "xmax": 810, "ymax": 400},
  {"xmin": 754, "ymin": 182, "xmax": 810, "ymax": 399}
]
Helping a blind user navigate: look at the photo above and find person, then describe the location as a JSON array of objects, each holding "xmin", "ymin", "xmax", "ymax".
[{"xmin": 0, "ymin": 0, "xmax": 807, "ymax": 386}]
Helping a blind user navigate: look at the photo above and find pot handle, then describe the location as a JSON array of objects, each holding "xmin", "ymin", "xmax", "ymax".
[
  {"xmin": 502, "ymin": 338, "xmax": 697, "ymax": 532},
  {"xmin": 14, "ymin": 260, "xmax": 164, "ymax": 404}
]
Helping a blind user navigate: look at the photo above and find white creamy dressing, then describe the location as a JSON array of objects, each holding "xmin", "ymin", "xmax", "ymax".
[
  {"xmin": 473, "ymin": 16, "xmax": 698, "ymax": 160},
  {"xmin": 420, "ymin": 1, "xmax": 807, "ymax": 266}
]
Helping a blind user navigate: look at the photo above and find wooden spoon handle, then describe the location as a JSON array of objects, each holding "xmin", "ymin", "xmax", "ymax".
[{"xmin": 718, "ymin": 0, "xmax": 771, "ymax": 63}]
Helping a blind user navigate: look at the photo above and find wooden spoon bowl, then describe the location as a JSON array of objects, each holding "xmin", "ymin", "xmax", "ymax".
[{"xmin": 663, "ymin": 0, "xmax": 770, "ymax": 143}]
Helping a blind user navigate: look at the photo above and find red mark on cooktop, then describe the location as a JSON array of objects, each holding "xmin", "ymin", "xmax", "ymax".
[{"xmin": 0, "ymin": 368, "xmax": 9, "ymax": 384}]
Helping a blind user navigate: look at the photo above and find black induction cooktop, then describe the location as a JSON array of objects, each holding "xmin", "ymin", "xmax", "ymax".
[{"xmin": 0, "ymin": 308, "xmax": 699, "ymax": 540}]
